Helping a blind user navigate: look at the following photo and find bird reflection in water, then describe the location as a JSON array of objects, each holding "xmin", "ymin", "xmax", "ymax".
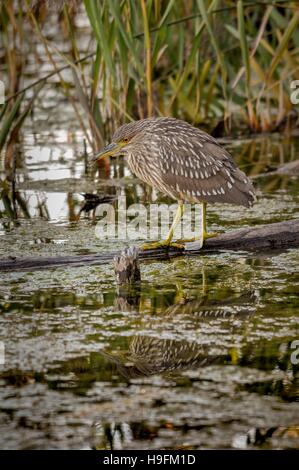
[
  {"xmin": 114, "ymin": 263, "xmax": 254, "ymax": 319},
  {"xmin": 101, "ymin": 336, "xmax": 229, "ymax": 380},
  {"xmin": 108, "ymin": 266, "xmax": 254, "ymax": 379},
  {"xmin": 94, "ymin": 266, "xmax": 255, "ymax": 450}
]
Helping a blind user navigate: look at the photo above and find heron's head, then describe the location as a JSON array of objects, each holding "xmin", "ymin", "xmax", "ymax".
[{"xmin": 92, "ymin": 119, "xmax": 153, "ymax": 163}]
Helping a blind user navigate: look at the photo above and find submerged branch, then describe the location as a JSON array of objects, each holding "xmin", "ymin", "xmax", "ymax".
[
  {"xmin": 252, "ymin": 159, "xmax": 299, "ymax": 179},
  {"xmin": 0, "ymin": 219, "xmax": 298, "ymax": 272}
]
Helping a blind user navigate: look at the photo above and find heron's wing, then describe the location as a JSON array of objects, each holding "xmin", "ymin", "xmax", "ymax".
[{"xmin": 158, "ymin": 132, "xmax": 255, "ymax": 207}]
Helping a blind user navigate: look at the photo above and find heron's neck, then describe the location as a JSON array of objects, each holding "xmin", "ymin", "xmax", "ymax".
[{"xmin": 127, "ymin": 150, "xmax": 152, "ymax": 183}]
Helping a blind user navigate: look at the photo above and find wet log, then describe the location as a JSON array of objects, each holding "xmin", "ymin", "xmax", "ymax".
[
  {"xmin": 114, "ymin": 247, "xmax": 141, "ymax": 311},
  {"xmin": 275, "ymin": 159, "xmax": 299, "ymax": 175},
  {"xmin": 0, "ymin": 219, "xmax": 298, "ymax": 272},
  {"xmin": 252, "ymin": 159, "xmax": 299, "ymax": 179},
  {"xmin": 114, "ymin": 247, "xmax": 141, "ymax": 285}
]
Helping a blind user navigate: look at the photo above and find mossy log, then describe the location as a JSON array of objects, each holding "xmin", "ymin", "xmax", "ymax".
[{"xmin": 0, "ymin": 219, "xmax": 298, "ymax": 272}]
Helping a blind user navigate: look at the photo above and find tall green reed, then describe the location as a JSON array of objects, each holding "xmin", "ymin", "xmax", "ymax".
[{"xmin": 1, "ymin": 0, "xmax": 299, "ymax": 157}]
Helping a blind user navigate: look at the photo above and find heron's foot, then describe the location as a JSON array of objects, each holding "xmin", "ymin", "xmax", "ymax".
[
  {"xmin": 176, "ymin": 232, "xmax": 218, "ymax": 244},
  {"xmin": 141, "ymin": 240, "xmax": 185, "ymax": 251},
  {"xmin": 203, "ymin": 231, "xmax": 218, "ymax": 240},
  {"xmin": 175, "ymin": 237, "xmax": 198, "ymax": 243}
]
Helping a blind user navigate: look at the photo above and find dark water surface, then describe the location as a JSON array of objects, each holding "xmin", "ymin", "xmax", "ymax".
[
  {"xmin": 1, "ymin": 4, "xmax": 299, "ymax": 450},
  {"xmin": 0, "ymin": 82, "xmax": 299, "ymax": 448},
  {"xmin": 0, "ymin": 131, "xmax": 298, "ymax": 449}
]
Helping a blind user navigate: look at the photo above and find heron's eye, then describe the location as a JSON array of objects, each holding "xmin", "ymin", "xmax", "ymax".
[{"xmin": 123, "ymin": 138, "xmax": 129, "ymax": 143}]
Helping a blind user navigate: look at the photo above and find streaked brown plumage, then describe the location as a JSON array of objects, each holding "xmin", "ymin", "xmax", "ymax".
[
  {"xmin": 112, "ymin": 117, "xmax": 255, "ymax": 207},
  {"xmin": 94, "ymin": 117, "xmax": 256, "ymax": 249}
]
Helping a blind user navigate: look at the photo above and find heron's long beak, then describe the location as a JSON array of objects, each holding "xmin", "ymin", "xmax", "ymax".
[{"xmin": 91, "ymin": 142, "xmax": 124, "ymax": 163}]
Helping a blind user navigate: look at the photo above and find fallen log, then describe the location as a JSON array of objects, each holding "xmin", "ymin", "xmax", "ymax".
[
  {"xmin": 252, "ymin": 159, "xmax": 299, "ymax": 179},
  {"xmin": 275, "ymin": 159, "xmax": 299, "ymax": 175},
  {"xmin": 0, "ymin": 219, "xmax": 298, "ymax": 272}
]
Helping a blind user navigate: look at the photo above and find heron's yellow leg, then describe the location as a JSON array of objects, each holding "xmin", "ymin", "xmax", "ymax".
[
  {"xmin": 176, "ymin": 203, "xmax": 218, "ymax": 247},
  {"xmin": 202, "ymin": 203, "xmax": 218, "ymax": 240},
  {"xmin": 141, "ymin": 203, "xmax": 185, "ymax": 250}
]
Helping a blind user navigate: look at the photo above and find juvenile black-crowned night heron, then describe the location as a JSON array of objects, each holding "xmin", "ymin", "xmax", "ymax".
[{"xmin": 93, "ymin": 117, "xmax": 255, "ymax": 250}]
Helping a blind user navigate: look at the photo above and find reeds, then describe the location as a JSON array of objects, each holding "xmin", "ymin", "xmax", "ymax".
[
  {"xmin": 60, "ymin": 0, "xmax": 299, "ymax": 134},
  {"xmin": 1, "ymin": 0, "xmax": 299, "ymax": 161},
  {"xmin": 0, "ymin": 0, "xmax": 42, "ymax": 178}
]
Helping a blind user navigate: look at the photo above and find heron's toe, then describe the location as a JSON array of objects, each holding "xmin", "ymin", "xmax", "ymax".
[
  {"xmin": 141, "ymin": 241, "xmax": 185, "ymax": 251},
  {"xmin": 203, "ymin": 231, "xmax": 218, "ymax": 240},
  {"xmin": 175, "ymin": 237, "xmax": 197, "ymax": 244}
]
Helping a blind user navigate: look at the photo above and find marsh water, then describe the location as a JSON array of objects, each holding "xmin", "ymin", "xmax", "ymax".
[
  {"xmin": 0, "ymin": 8, "xmax": 299, "ymax": 446},
  {"xmin": 0, "ymin": 84, "xmax": 299, "ymax": 449}
]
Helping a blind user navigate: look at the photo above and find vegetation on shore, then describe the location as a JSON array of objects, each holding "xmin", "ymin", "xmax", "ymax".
[{"xmin": 0, "ymin": 0, "xmax": 299, "ymax": 174}]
